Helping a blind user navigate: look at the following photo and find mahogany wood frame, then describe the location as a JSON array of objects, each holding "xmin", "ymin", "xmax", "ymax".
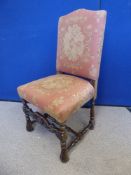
[{"xmin": 21, "ymin": 79, "xmax": 96, "ymax": 163}]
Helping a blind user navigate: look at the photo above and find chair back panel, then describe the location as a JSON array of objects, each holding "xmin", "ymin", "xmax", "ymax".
[{"xmin": 56, "ymin": 9, "xmax": 107, "ymax": 80}]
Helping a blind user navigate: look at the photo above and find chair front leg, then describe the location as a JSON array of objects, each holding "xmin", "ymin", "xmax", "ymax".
[
  {"xmin": 89, "ymin": 98, "xmax": 95, "ymax": 130},
  {"xmin": 59, "ymin": 124, "xmax": 69, "ymax": 163},
  {"xmin": 22, "ymin": 99, "xmax": 34, "ymax": 132},
  {"xmin": 25, "ymin": 114, "xmax": 34, "ymax": 132}
]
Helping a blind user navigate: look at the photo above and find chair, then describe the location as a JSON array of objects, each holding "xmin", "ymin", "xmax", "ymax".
[{"xmin": 17, "ymin": 9, "xmax": 107, "ymax": 163}]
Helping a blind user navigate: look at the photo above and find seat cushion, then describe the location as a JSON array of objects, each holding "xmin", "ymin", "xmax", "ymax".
[{"xmin": 17, "ymin": 74, "xmax": 94, "ymax": 123}]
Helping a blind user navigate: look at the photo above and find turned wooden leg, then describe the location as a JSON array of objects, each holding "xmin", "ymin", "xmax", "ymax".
[
  {"xmin": 22, "ymin": 99, "xmax": 34, "ymax": 132},
  {"xmin": 89, "ymin": 99, "xmax": 95, "ymax": 130},
  {"xmin": 59, "ymin": 125, "xmax": 69, "ymax": 163},
  {"xmin": 25, "ymin": 115, "xmax": 34, "ymax": 132}
]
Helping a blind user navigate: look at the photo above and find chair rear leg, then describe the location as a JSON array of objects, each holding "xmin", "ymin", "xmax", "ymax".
[
  {"xmin": 59, "ymin": 125, "xmax": 69, "ymax": 163},
  {"xmin": 89, "ymin": 99, "xmax": 95, "ymax": 130}
]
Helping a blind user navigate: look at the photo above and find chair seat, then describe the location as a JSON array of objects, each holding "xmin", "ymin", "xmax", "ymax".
[{"xmin": 17, "ymin": 74, "xmax": 94, "ymax": 123}]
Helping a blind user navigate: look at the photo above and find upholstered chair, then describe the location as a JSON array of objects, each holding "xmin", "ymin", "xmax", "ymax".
[{"xmin": 17, "ymin": 9, "xmax": 107, "ymax": 163}]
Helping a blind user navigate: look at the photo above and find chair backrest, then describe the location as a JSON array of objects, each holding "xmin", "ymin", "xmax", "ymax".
[{"xmin": 56, "ymin": 9, "xmax": 107, "ymax": 81}]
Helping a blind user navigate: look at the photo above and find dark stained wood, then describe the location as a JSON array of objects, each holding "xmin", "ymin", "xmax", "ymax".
[{"xmin": 21, "ymin": 97, "xmax": 95, "ymax": 163}]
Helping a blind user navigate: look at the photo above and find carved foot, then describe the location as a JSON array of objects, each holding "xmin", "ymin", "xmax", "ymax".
[
  {"xmin": 60, "ymin": 149, "xmax": 69, "ymax": 163},
  {"xmin": 89, "ymin": 120, "xmax": 95, "ymax": 130},
  {"xmin": 26, "ymin": 120, "xmax": 34, "ymax": 132}
]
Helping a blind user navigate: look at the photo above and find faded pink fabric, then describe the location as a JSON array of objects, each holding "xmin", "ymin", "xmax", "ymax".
[
  {"xmin": 57, "ymin": 9, "xmax": 107, "ymax": 80},
  {"xmin": 17, "ymin": 74, "xmax": 94, "ymax": 123},
  {"xmin": 17, "ymin": 9, "xmax": 107, "ymax": 122}
]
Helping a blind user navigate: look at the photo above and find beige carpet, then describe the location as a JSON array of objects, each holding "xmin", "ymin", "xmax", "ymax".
[{"xmin": 0, "ymin": 101, "xmax": 131, "ymax": 175}]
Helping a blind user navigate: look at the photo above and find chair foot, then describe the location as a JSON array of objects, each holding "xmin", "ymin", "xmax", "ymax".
[
  {"xmin": 26, "ymin": 119, "xmax": 34, "ymax": 132},
  {"xmin": 60, "ymin": 149, "xmax": 69, "ymax": 163},
  {"xmin": 89, "ymin": 120, "xmax": 95, "ymax": 130}
]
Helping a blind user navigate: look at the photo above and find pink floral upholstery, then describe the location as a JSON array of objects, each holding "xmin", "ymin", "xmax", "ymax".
[
  {"xmin": 17, "ymin": 74, "xmax": 94, "ymax": 123},
  {"xmin": 17, "ymin": 9, "xmax": 107, "ymax": 123},
  {"xmin": 57, "ymin": 9, "xmax": 107, "ymax": 80}
]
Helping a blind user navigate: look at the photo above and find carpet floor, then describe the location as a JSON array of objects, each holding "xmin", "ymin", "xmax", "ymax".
[{"xmin": 0, "ymin": 101, "xmax": 131, "ymax": 175}]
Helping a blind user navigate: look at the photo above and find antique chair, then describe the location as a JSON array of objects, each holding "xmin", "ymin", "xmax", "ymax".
[{"xmin": 17, "ymin": 9, "xmax": 107, "ymax": 163}]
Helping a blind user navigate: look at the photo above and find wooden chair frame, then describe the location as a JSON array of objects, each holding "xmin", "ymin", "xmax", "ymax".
[
  {"xmin": 18, "ymin": 9, "xmax": 107, "ymax": 163},
  {"xmin": 21, "ymin": 79, "xmax": 96, "ymax": 163}
]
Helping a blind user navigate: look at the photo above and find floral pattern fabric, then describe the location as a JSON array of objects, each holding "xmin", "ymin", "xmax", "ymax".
[
  {"xmin": 57, "ymin": 9, "xmax": 107, "ymax": 80},
  {"xmin": 17, "ymin": 74, "xmax": 94, "ymax": 123}
]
